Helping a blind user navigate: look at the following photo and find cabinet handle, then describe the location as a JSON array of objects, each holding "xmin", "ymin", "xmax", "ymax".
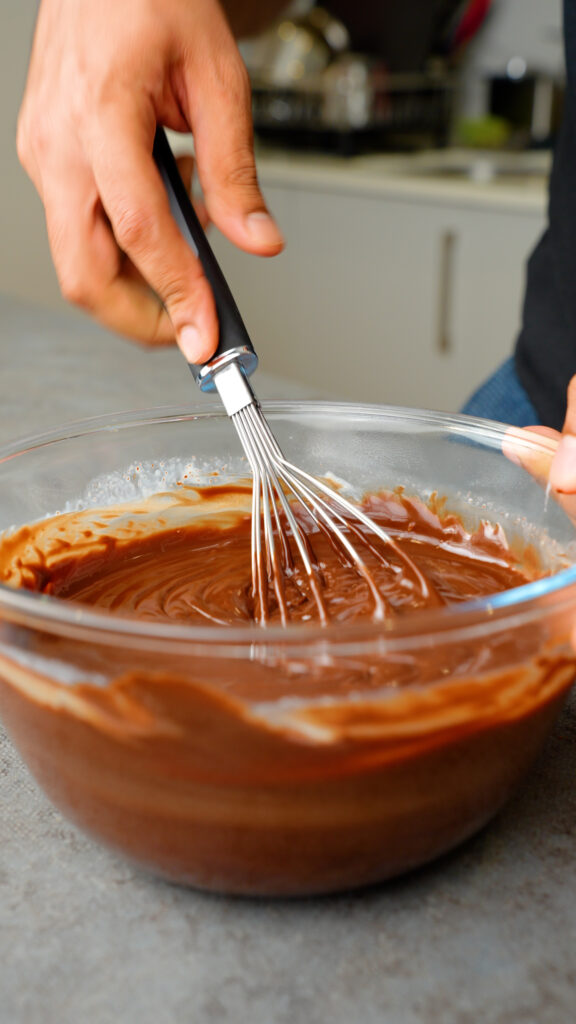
[{"xmin": 436, "ymin": 231, "xmax": 457, "ymax": 354}]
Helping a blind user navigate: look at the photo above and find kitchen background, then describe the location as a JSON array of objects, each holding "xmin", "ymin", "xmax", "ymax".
[{"xmin": 0, "ymin": 0, "xmax": 564, "ymax": 411}]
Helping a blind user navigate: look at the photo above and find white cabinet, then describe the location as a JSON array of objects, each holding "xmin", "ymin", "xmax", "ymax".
[
  {"xmin": 445, "ymin": 205, "xmax": 544, "ymax": 409},
  {"xmin": 210, "ymin": 173, "xmax": 546, "ymax": 412}
]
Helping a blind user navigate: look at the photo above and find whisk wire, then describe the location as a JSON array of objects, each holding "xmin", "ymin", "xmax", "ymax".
[
  {"xmin": 233, "ymin": 409, "xmax": 288, "ymax": 623},
  {"xmin": 240, "ymin": 403, "xmax": 439, "ymax": 614},
  {"xmin": 281, "ymin": 459, "xmax": 438, "ymax": 604},
  {"xmin": 229, "ymin": 397, "xmax": 437, "ymax": 624},
  {"xmin": 232, "ymin": 403, "xmax": 330, "ymax": 625}
]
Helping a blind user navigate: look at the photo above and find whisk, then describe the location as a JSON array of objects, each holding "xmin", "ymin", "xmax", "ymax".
[{"xmin": 154, "ymin": 128, "xmax": 431, "ymax": 625}]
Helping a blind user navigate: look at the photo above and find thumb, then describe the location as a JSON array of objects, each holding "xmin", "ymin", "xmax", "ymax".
[
  {"xmin": 550, "ymin": 434, "xmax": 576, "ymax": 494},
  {"xmin": 550, "ymin": 376, "xmax": 576, "ymax": 493}
]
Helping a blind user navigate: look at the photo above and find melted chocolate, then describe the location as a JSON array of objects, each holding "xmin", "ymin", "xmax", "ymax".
[{"xmin": 0, "ymin": 485, "xmax": 534, "ymax": 626}]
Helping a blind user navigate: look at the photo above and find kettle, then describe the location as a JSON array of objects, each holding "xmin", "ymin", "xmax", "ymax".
[{"xmin": 247, "ymin": 6, "xmax": 350, "ymax": 87}]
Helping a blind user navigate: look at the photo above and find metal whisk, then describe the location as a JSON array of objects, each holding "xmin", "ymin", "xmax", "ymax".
[{"xmin": 154, "ymin": 129, "xmax": 431, "ymax": 625}]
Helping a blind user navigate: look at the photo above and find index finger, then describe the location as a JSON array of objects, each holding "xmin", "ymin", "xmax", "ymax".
[{"xmin": 87, "ymin": 102, "xmax": 218, "ymax": 365}]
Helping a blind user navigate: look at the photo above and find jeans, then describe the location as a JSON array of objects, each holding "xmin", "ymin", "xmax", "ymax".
[{"xmin": 460, "ymin": 357, "xmax": 539, "ymax": 426}]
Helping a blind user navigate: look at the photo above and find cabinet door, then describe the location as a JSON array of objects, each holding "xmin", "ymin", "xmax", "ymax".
[
  {"xmin": 211, "ymin": 184, "xmax": 442, "ymax": 405},
  {"xmin": 445, "ymin": 206, "xmax": 544, "ymax": 409},
  {"xmin": 210, "ymin": 183, "xmax": 545, "ymax": 411}
]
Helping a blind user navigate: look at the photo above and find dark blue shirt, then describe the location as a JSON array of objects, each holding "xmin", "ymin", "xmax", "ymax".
[{"xmin": 515, "ymin": 0, "xmax": 576, "ymax": 430}]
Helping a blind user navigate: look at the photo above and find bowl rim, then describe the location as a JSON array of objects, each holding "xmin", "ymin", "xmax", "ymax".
[{"xmin": 1, "ymin": 400, "xmax": 575, "ymax": 654}]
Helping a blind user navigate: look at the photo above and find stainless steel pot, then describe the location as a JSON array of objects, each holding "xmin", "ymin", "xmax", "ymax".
[{"xmin": 247, "ymin": 6, "xmax": 350, "ymax": 88}]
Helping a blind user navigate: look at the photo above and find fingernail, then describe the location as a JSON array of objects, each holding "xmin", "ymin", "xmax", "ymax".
[
  {"xmin": 502, "ymin": 429, "xmax": 525, "ymax": 467},
  {"xmin": 245, "ymin": 211, "xmax": 284, "ymax": 248},
  {"xmin": 502, "ymin": 443, "xmax": 523, "ymax": 468},
  {"xmin": 550, "ymin": 434, "xmax": 576, "ymax": 492},
  {"xmin": 178, "ymin": 325, "xmax": 203, "ymax": 364}
]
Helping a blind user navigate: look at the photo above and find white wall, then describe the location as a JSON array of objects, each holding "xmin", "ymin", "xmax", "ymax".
[
  {"xmin": 0, "ymin": 2, "xmax": 64, "ymax": 310},
  {"xmin": 466, "ymin": 0, "xmax": 563, "ymax": 77},
  {"xmin": 459, "ymin": 0, "xmax": 564, "ymax": 118}
]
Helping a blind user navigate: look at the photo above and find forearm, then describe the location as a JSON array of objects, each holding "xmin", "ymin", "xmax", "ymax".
[{"xmin": 221, "ymin": 0, "xmax": 290, "ymax": 38}]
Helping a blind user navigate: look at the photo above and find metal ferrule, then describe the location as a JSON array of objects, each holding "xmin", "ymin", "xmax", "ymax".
[
  {"xmin": 213, "ymin": 359, "xmax": 257, "ymax": 418},
  {"xmin": 193, "ymin": 346, "xmax": 258, "ymax": 393}
]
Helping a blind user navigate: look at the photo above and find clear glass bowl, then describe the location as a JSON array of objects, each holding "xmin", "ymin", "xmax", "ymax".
[{"xmin": 0, "ymin": 402, "xmax": 575, "ymax": 897}]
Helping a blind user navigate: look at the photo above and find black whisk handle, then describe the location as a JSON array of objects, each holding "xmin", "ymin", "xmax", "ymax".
[{"xmin": 153, "ymin": 126, "xmax": 258, "ymax": 391}]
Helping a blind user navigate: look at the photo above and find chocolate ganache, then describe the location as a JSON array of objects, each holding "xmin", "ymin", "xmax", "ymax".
[{"xmin": 0, "ymin": 484, "xmax": 534, "ymax": 625}]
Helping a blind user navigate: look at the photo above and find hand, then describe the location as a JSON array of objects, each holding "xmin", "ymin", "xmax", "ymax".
[
  {"xmin": 546, "ymin": 376, "xmax": 576, "ymax": 494},
  {"xmin": 502, "ymin": 377, "xmax": 576, "ymax": 653},
  {"xmin": 502, "ymin": 375, "xmax": 576, "ymax": 525},
  {"xmin": 17, "ymin": 0, "xmax": 284, "ymax": 362}
]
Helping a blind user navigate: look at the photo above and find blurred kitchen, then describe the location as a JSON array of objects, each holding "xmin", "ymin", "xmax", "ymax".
[{"xmin": 0, "ymin": 0, "xmax": 565, "ymax": 411}]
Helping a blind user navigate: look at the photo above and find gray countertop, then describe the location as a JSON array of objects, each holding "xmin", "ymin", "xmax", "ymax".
[{"xmin": 1, "ymin": 295, "xmax": 576, "ymax": 1024}]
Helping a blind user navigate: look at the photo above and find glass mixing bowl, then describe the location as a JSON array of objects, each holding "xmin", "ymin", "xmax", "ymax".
[{"xmin": 0, "ymin": 402, "xmax": 575, "ymax": 897}]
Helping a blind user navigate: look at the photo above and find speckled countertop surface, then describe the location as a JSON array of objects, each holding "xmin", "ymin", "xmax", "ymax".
[{"xmin": 1, "ymin": 294, "xmax": 575, "ymax": 1024}]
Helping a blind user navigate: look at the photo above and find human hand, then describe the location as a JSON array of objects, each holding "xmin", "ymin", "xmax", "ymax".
[
  {"xmin": 17, "ymin": 0, "xmax": 284, "ymax": 362},
  {"xmin": 545, "ymin": 376, "xmax": 576, "ymax": 495},
  {"xmin": 502, "ymin": 375, "xmax": 576, "ymax": 525},
  {"xmin": 502, "ymin": 378, "xmax": 576, "ymax": 653}
]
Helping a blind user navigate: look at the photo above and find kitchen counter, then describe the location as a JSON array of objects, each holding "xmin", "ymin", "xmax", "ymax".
[
  {"xmin": 167, "ymin": 133, "xmax": 551, "ymax": 214},
  {"xmin": 252, "ymin": 146, "xmax": 550, "ymax": 213},
  {"xmin": 1, "ymin": 295, "xmax": 576, "ymax": 1023}
]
